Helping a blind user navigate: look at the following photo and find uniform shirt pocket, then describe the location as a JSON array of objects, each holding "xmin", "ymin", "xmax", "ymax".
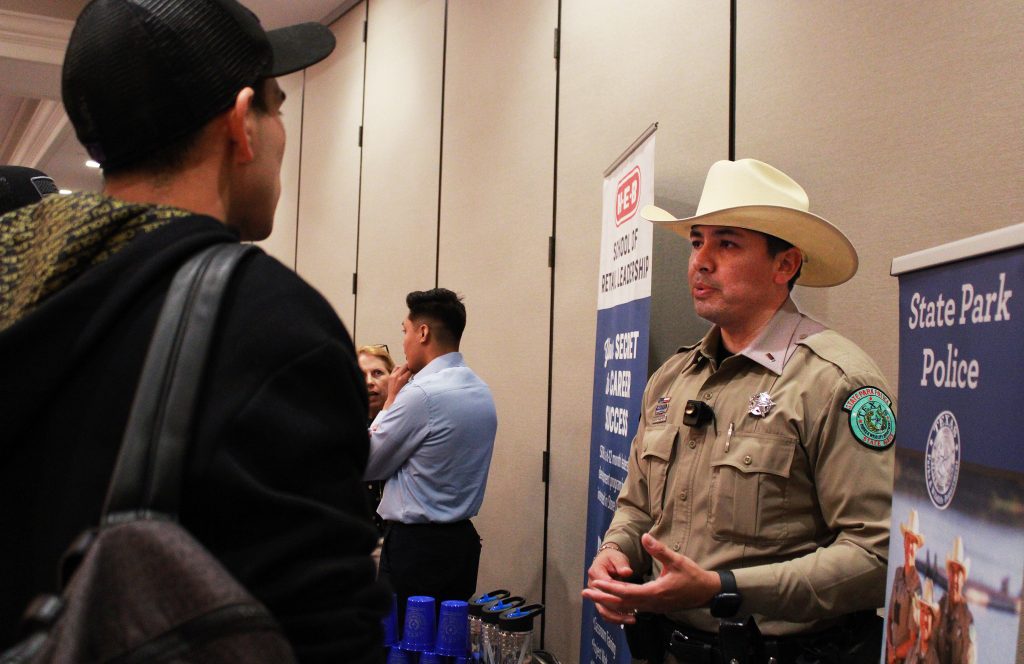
[
  {"xmin": 708, "ymin": 431, "xmax": 796, "ymax": 543},
  {"xmin": 640, "ymin": 425, "xmax": 678, "ymax": 524}
]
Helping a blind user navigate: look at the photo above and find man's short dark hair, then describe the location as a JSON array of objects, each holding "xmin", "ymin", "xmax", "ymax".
[
  {"xmin": 764, "ymin": 233, "xmax": 802, "ymax": 291},
  {"xmin": 406, "ymin": 288, "xmax": 466, "ymax": 346},
  {"xmin": 103, "ymin": 80, "xmax": 270, "ymax": 179}
]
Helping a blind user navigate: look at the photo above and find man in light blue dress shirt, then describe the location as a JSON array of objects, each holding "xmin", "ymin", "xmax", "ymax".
[{"xmin": 366, "ymin": 288, "xmax": 498, "ymax": 620}]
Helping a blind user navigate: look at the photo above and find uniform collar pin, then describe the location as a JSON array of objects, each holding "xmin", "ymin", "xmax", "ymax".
[{"xmin": 748, "ymin": 392, "xmax": 775, "ymax": 417}]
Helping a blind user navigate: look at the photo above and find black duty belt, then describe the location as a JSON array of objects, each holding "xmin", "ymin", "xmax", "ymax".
[
  {"xmin": 655, "ymin": 611, "xmax": 881, "ymax": 664},
  {"xmin": 657, "ymin": 617, "xmax": 798, "ymax": 664}
]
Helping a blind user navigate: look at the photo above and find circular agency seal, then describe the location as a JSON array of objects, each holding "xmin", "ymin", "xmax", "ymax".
[
  {"xmin": 925, "ymin": 410, "xmax": 961, "ymax": 510},
  {"xmin": 843, "ymin": 386, "xmax": 896, "ymax": 450}
]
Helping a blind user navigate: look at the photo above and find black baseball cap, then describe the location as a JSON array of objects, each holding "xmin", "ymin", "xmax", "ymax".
[
  {"xmin": 61, "ymin": 0, "xmax": 336, "ymax": 170},
  {"xmin": 0, "ymin": 166, "xmax": 58, "ymax": 214}
]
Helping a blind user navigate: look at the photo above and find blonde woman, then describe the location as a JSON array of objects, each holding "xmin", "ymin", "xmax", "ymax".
[
  {"xmin": 358, "ymin": 344, "xmax": 395, "ymax": 422},
  {"xmin": 357, "ymin": 344, "xmax": 395, "ymax": 536}
]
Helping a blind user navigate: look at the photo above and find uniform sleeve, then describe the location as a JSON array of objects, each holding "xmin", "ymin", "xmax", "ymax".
[
  {"xmin": 733, "ymin": 372, "xmax": 895, "ymax": 621},
  {"xmin": 364, "ymin": 384, "xmax": 430, "ymax": 480}
]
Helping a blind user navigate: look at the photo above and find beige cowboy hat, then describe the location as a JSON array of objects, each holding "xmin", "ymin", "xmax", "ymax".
[
  {"xmin": 641, "ymin": 159, "xmax": 858, "ymax": 287},
  {"xmin": 946, "ymin": 536, "xmax": 971, "ymax": 576},
  {"xmin": 915, "ymin": 578, "xmax": 940, "ymax": 617},
  {"xmin": 900, "ymin": 509, "xmax": 925, "ymax": 546}
]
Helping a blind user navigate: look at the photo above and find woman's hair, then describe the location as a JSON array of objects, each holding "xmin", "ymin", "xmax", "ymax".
[{"xmin": 357, "ymin": 344, "xmax": 395, "ymax": 372}]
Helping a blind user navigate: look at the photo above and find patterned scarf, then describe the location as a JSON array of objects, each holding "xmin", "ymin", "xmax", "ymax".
[{"xmin": 0, "ymin": 192, "xmax": 191, "ymax": 332}]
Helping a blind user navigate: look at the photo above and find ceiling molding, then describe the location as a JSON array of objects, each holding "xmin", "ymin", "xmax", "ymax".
[
  {"xmin": 0, "ymin": 97, "xmax": 39, "ymax": 161},
  {"xmin": 320, "ymin": 0, "xmax": 362, "ymax": 26},
  {"xmin": 9, "ymin": 98, "xmax": 68, "ymax": 168},
  {"xmin": 0, "ymin": 9, "xmax": 73, "ymax": 66}
]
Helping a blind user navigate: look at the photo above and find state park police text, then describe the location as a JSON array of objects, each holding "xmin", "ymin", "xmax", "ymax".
[{"xmin": 906, "ymin": 272, "xmax": 1013, "ymax": 389}]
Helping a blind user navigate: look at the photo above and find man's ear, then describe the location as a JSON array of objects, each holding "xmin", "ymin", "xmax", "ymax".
[
  {"xmin": 774, "ymin": 247, "xmax": 803, "ymax": 286},
  {"xmin": 418, "ymin": 322, "xmax": 431, "ymax": 344},
  {"xmin": 226, "ymin": 86, "xmax": 256, "ymax": 164}
]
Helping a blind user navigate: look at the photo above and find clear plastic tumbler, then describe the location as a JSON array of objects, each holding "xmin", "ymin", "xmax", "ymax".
[
  {"xmin": 498, "ymin": 604, "xmax": 544, "ymax": 664},
  {"xmin": 480, "ymin": 596, "xmax": 524, "ymax": 664},
  {"xmin": 468, "ymin": 589, "xmax": 511, "ymax": 659}
]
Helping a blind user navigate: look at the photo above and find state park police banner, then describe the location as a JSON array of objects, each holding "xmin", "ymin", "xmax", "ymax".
[
  {"xmin": 580, "ymin": 126, "xmax": 655, "ymax": 664},
  {"xmin": 885, "ymin": 225, "xmax": 1024, "ymax": 664}
]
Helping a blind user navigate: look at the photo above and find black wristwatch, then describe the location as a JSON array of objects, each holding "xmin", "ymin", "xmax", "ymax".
[{"xmin": 710, "ymin": 570, "xmax": 742, "ymax": 618}]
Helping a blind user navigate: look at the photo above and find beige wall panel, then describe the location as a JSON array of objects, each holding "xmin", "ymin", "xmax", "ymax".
[
  {"xmin": 356, "ymin": 0, "xmax": 445, "ymax": 352},
  {"xmin": 438, "ymin": 0, "xmax": 558, "ymax": 625},
  {"xmin": 258, "ymin": 71, "xmax": 305, "ymax": 268},
  {"xmin": 295, "ymin": 3, "xmax": 367, "ymax": 329},
  {"xmin": 735, "ymin": 1, "xmax": 1024, "ymax": 386},
  {"xmin": 552, "ymin": 2, "xmax": 729, "ymax": 659}
]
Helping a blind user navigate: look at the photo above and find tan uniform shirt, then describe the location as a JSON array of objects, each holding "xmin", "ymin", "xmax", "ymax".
[{"xmin": 602, "ymin": 299, "xmax": 895, "ymax": 635}]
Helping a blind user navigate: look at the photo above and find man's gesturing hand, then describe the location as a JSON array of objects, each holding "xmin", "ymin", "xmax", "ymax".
[
  {"xmin": 581, "ymin": 533, "xmax": 721, "ymax": 624},
  {"xmin": 583, "ymin": 544, "xmax": 636, "ymax": 625}
]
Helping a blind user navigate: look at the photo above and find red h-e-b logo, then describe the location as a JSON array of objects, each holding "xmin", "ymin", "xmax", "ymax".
[{"xmin": 615, "ymin": 166, "xmax": 641, "ymax": 226}]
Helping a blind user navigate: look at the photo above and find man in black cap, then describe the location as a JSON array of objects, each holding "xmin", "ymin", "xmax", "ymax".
[
  {"xmin": 0, "ymin": 1, "xmax": 388, "ymax": 661},
  {"xmin": 0, "ymin": 165, "xmax": 57, "ymax": 214}
]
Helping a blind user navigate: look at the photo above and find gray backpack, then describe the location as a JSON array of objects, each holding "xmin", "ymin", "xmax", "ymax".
[{"xmin": 1, "ymin": 244, "xmax": 297, "ymax": 664}]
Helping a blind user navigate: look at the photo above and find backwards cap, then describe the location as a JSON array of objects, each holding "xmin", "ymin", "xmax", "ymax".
[{"xmin": 62, "ymin": 0, "xmax": 336, "ymax": 169}]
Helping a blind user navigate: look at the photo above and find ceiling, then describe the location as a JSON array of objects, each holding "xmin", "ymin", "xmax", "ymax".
[{"xmin": 0, "ymin": 0, "xmax": 358, "ymax": 193}]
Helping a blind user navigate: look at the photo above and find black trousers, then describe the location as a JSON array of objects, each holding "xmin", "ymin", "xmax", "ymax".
[{"xmin": 379, "ymin": 519, "xmax": 481, "ymax": 625}]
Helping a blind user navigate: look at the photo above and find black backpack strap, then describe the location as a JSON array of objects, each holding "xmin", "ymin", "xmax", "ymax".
[{"xmin": 103, "ymin": 243, "xmax": 257, "ymax": 521}]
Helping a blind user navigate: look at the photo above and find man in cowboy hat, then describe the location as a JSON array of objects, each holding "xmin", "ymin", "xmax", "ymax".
[
  {"xmin": 936, "ymin": 537, "xmax": 976, "ymax": 664},
  {"xmin": 906, "ymin": 579, "xmax": 941, "ymax": 664},
  {"xmin": 888, "ymin": 509, "xmax": 926, "ymax": 664},
  {"xmin": 583, "ymin": 159, "xmax": 895, "ymax": 663}
]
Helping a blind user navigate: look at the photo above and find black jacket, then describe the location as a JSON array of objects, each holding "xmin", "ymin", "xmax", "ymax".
[{"xmin": 0, "ymin": 206, "xmax": 388, "ymax": 662}]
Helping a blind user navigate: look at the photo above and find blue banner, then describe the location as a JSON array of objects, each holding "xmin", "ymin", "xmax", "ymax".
[
  {"xmin": 579, "ymin": 130, "xmax": 655, "ymax": 664},
  {"xmin": 885, "ymin": 242, "xmax": 1024, "ymax": 663},
  {"xmin": 897, "ymin": 249, "xmax": 1024, "ymax": 471}
]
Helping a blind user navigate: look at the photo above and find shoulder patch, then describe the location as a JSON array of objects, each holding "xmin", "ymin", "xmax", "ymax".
[{"xmin": 842, "ymin": 386, "xmax": 896, "ymax": 450}]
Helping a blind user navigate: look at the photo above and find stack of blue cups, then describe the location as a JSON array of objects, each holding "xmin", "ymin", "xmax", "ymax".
[{"xmin": 383, "ymin": 595, "xmax": 472, "ymax": 663}]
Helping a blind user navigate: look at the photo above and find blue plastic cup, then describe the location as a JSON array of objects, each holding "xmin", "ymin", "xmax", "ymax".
[
  {"xmin": 434, "ymin": 599, "xmax": 470, "ymax": 657},
  {"xmin": 401, "ymin": 595, "xmax": 437, "ymax": 652},
  {"xmin": 385, "ymin": 646, "xmax": 414, "ymax": 663},
  {"xmin": 382, "ymin": 593, "xmax": 399, "ymax": 647}
]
